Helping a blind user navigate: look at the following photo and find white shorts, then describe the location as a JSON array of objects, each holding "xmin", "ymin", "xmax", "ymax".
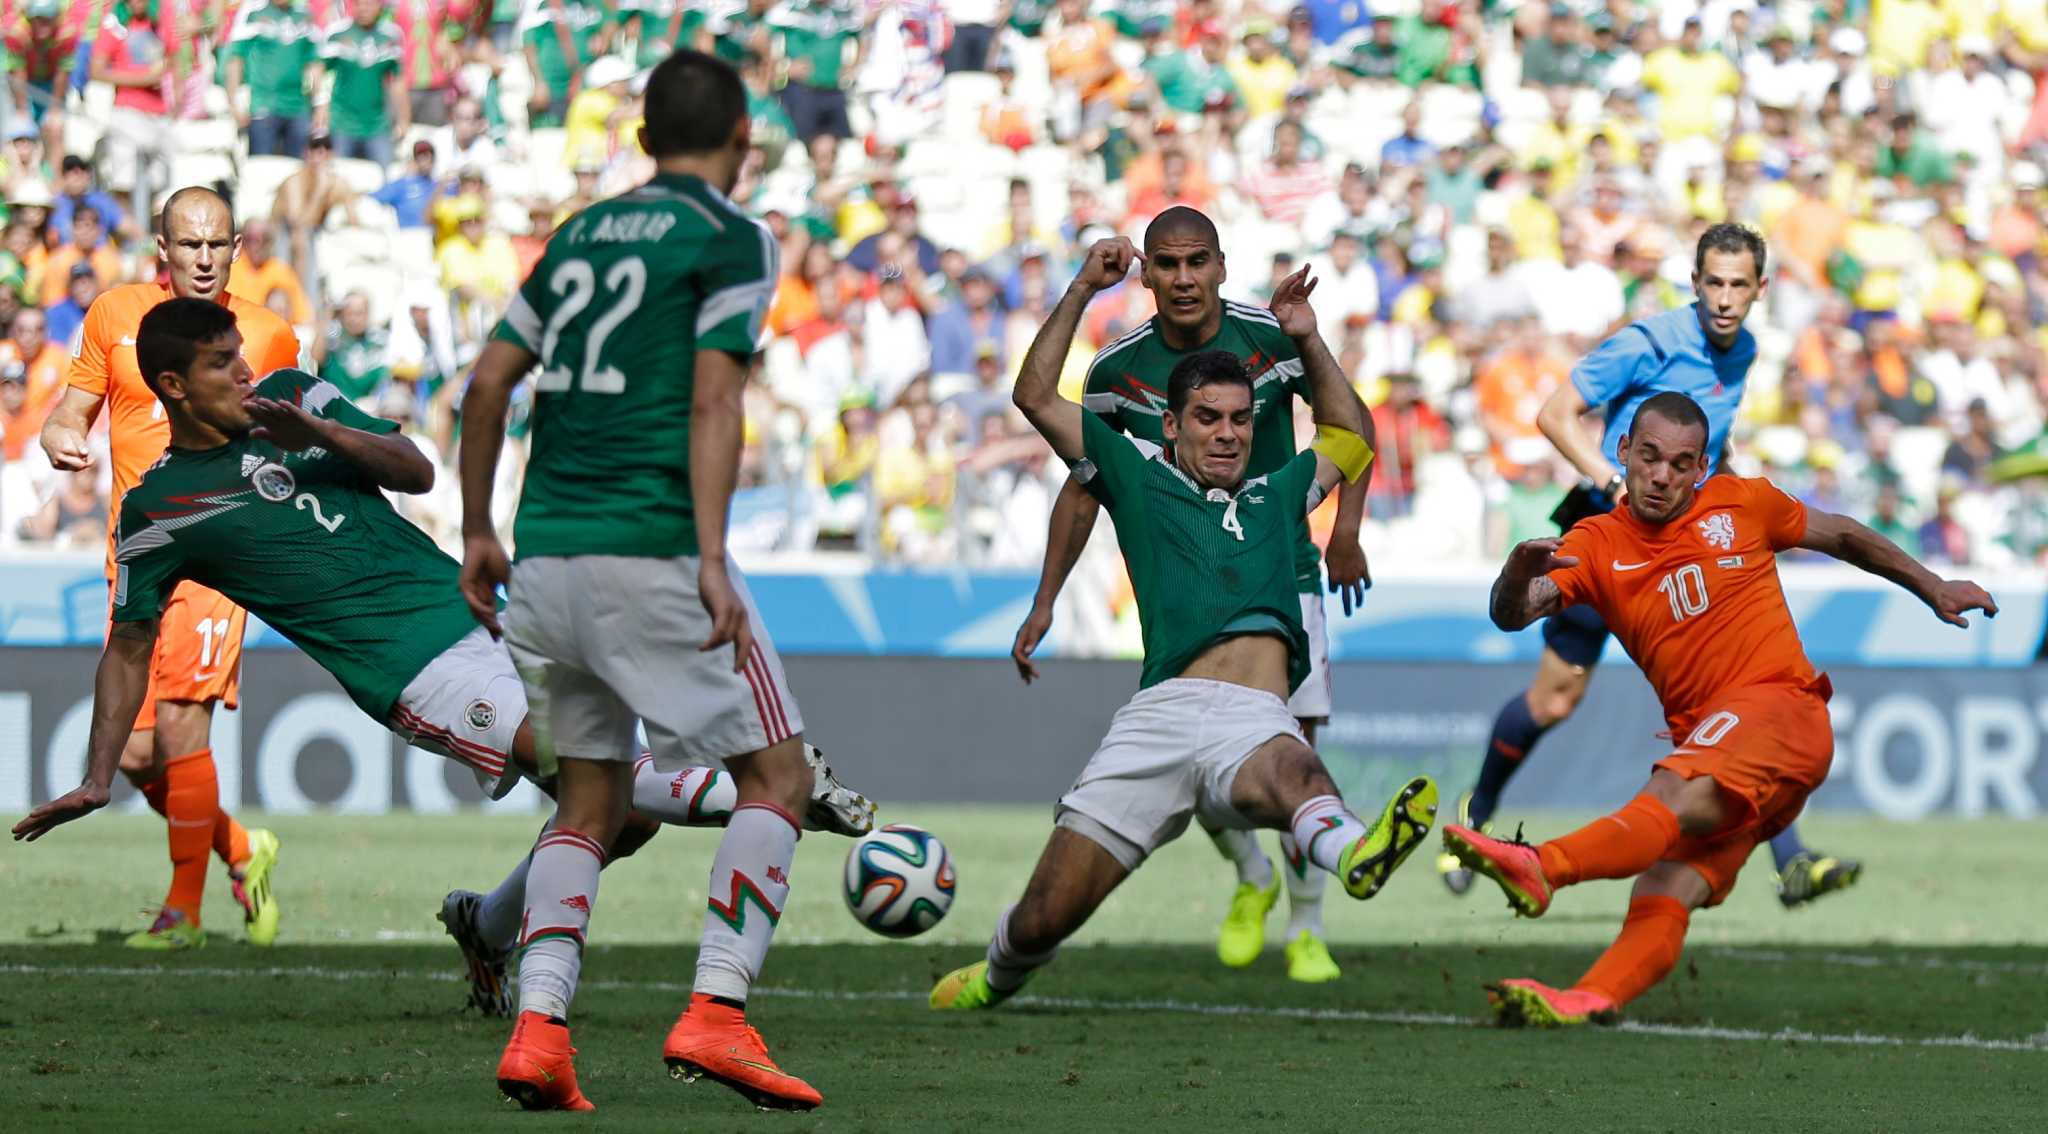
[
  {"xmin": 1285, "ymin": 591, "xmax": 1332, "ymax": 722},
  {"xmin": 1056, "ymin": 678, "xmax": 1305, "ymax": 870},
  {"xmin": 389, "ymin": 624, "xmax": 527, "ymax": 800},
  {"xmin": 505, "ymin": 554, "xmax": 804, "ymax": 775}
]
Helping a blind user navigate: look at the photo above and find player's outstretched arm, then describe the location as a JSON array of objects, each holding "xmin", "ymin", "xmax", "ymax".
[
  {"xmin": 1271, "ymin": 262, "xmax": 1375, "ymax": 608},
  {"xmin": 691, "ymin": 348, "xmax": 756, "ymax": 674},
  {"xmin": 1272, "ymin": 264, "xmax": 1370, "ymax": 498},
  {"xmin": 39, "ymin": 386, "xmax": 105, "ymax": 471},
  {"xmin": 1012, "ymin": 476, "xmax": 1102, "ymax": 682},
  {"xmin": 457, "ymin": 339, "xmax": 537, "ymax": 636},
  {"xmin": 1014, "ymin": 237, "xmax": 1140, "ymax": 462},
  {"xmin": 12, "ymin": 619, "xmax": 157, "ymax": 841},
  {"xmin": 1798, "ymin": 510, "xmax": 1999, "ymax": 627},
  {"xmin": 1489, "ymin": 538, "xmax": 1577, "ymax": 631},
  {"xmin": 1536, "ymin": 382, "xmax": 1621, "ymax": 490},
  {"xmin": 244, "ymin": 395, "xmax": 435, "ymax": 493}
]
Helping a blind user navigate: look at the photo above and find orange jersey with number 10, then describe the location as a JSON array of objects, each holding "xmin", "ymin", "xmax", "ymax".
[
  {"xmin": 67, "ymin": 283, "xmax": 302, "ymax": 579},
  {"xmin": 1546, "ymin": 476, "xmax": 1820, "ymax": 736}
]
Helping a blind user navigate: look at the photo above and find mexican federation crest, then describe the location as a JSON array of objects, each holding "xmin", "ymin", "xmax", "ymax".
[
  {"xmin": 465, "ymin": 699, "xmax": 498, "ymax": 732},
  {"xmin": 250, "ymin": 460, "xmax": 296, "ymax": 502}
]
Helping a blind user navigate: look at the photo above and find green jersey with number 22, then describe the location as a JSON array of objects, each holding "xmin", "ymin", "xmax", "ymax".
[{"xmin": 492, "ymin": 172, "xmax": 779, "ymax": 560}]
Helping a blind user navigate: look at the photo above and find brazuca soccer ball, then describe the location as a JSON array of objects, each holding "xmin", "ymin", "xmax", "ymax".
[{"xmin": 842, "ymin": 824, "xmax": 955, "ymax": 938}]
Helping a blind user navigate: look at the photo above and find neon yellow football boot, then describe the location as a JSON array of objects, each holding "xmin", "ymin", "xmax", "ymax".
[
  {"xmin": 233, "ymin": 828, "xmax": 281, "ymax": 946},
  {"xmin": 125, "ymin": 908, "xmax": 206, "ymax": 951},
  {"xmin": 1337, "ymin": 776, "xmax": 1439, "ymax": 900},
  {"xmin": 1283, "ymin": 930, "xmax": 1341, "ymax": 983},
  {"xmin": 1216, "ymin": 877, "xmax": 1281, "ymax": 968},
  {"xmin": 929, "ymin": 961, "xmax": 1013, "ymax": 1011}
]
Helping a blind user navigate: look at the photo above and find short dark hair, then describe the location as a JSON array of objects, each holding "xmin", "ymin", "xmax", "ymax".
[
  {"xmin": 72, "ymin": 204, "xmax": 101, "ymax": 229},
  {"xmin": 643, "ymin": 50, "xmax": 748, "ymax": 157},
  {"xmin": 1630, "ymin": 391, "xmax": 1710, "ymax": 445},
  {"xmin": 1693, "ymin": 222, "xmax": 1766, "ymax": 278},
  {"xmin": 1165, "ymin": 349, "xmax": 1252, "ymax": 416},
  {"xmin": 1143, "ymin": 205, "xmax": 1221, "ymax": 254},
  {"xmin": 156, "ymin": 185, "xmax": 235, "ymax": 242},
  {"xmin": 136, "ymin": 297, "xmax": 238, "ymax": 401},
  {"xmin": 60, "ymin": 154, "xmax": 88, "ymax": 174}
]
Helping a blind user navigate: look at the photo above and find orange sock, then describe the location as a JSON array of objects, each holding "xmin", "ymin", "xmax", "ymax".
[
  {"xmin": 1574, "ymin": 894, "xmax": 1691, "ymax": 1006},
  {"xmin": 1536, "ymin": 793, "xmax": 1681, "ymax": 888},
  {"xmin": 162, "ymin": 749, "xmax": 219, "ymax": 926},
  {"xmin": 140, "ymin": 775, "xmax": 170, "ymax": 817},
  {"xmin": 214, "ymin": 809, "xmax": 251, "ymax": 871}
]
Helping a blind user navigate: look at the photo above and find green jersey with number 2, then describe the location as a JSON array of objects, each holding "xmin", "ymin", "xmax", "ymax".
[
  {"xmin": 111, "ymin": 370, "xmax": 478, "ymax": 719},
  {"xmin": 491, "ymin": 172, "xmax": 779, "ymax": 560}
]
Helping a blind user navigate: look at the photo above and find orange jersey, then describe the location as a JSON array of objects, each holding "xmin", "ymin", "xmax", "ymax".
[
  {"xmin": 1548, "ymin": 476, "xmax": 1819, "ymax": 734},
  {"xmin": 67, "ymin": 283, "xmax": 302, "ymax": 576}
]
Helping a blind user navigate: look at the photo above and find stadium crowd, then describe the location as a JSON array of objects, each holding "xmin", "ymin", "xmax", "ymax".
[{"xmin": 2, "ymin": 0, "xmax": 2047, "ymax": 579}]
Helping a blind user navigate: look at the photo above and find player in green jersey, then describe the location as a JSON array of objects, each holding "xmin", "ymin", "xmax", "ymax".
[
  {"xmin": 458, "ymin": 49, "xmax": 825, "ymax": 1114},
  {"xmin": 1010, "ymin": 206, "xmax": 1373, "ymax": 983},
  {"xmin": 930, "ymin": 237, "xmax": 1439, "ymax": 1012},
  {"xmin": 10, "ymin": 299, "xmax": 873, "ymax": 1005}
]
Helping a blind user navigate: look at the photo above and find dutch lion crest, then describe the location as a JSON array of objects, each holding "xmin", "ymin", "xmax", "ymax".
[{"xmin": 1696, "ymin": 512, "xmax": 1736, "ymax": 550}]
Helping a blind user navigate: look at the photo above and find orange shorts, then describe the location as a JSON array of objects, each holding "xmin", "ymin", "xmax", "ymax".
[
  {"xmin": 108, "ymin": 581, "xmax": 246, "ymax": 732},
  {"xmin": 1654, "ymin": 679, "xmax": 1835, "ymax": 907}
]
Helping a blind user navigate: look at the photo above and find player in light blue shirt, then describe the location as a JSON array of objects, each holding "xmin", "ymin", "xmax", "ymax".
[{"xmin": 1441, "ymin": 223, "xmax": 1863, "ymax": 909}]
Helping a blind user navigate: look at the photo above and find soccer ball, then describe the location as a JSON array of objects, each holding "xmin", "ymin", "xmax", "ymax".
[{"xmin": 842, "ymin": 824, "xmax": 955, "ymax": 938}]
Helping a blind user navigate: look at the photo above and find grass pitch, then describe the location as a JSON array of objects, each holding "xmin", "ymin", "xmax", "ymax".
[{"xmin": 3, "ymin": 808, "xmax": 2044, "ymax": 1132}]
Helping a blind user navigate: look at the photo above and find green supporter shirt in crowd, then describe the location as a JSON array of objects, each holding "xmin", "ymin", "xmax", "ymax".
[
  {"xmin": 1081, "ymin": 300, "xmax": 1323, "ymax": 594},
  {"xmin": 1074, "ymin": 410, "xmax": 1324, "ymax": 694},
  {"xmin": 1107, "ymin": 0, "xmax": 1176, "ymax": 39},
  {"xmin": 321, "ymin": 20, "xmax": 402, "ymax": 139},
  {"xmin": 110, "ymin": 369, "xmax": 478, "ymax": 719},
  {"xmin": 526, "ymin": 0, "xmax": 612, "ymax": 100},
  {"xmin": 321, "ymin": 325, "xmax": 392, "ymax": 401},
  {"xmin": 228, "ymin": 4, "xmax": 322, "ymax": 118},
  {"xmin": 489, "ymin": 171, "xmax": 778, "ymax": 560},
  {"xmin": 1146, "ymin": 51, "xmax": 1239, "ymax": 116},
  {"xmin": 767, "ymin": 0, "xmax": 859, "ymax": 90}
]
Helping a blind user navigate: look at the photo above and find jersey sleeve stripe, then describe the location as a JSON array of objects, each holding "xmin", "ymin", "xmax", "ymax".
[
  {"xmin": 1080, "ymin": 392, "xmax": 1118, "ymax": 414},
  {"xmin": 1256, "ymin": 358, "xmax": 1304, "ymax": 388},
  {"xmin": 500, "ymin": 290, "xmax": 543, "ymax": 350},
  {"xmin": 115, "ymin": 524, "xmax": 172, "ymax": 561},
  {"xmin": 302, "ymin": 380, "xmax": 342, "ymax": 415},
  {"xmin": 697, "ymin": 278, "xmax": 776, "ymax": 342},
  {"xmin": 1224, "ymin": 300, "xmax": 1281, "ymax": 327}
]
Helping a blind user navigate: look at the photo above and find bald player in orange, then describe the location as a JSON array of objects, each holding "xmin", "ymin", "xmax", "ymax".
[
  {"xmin": 1442, "ymin": 391, "xmax": 1996, "ymax": 1027},
  {"xmin": 38, "ymin": 186, "xmax": 300, "ymax": 949}
]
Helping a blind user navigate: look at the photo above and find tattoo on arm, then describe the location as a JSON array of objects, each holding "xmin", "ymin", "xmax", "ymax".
[{"xmin": 1490, "ymin": 574, "xmax": 1562, "ymax": 632}]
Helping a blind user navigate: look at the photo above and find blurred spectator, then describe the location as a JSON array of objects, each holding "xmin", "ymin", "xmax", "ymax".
[
  {"xmin": 947, "ymin": 344, "xmax": 1012, "ymax": 437},
  {"xmin": 39, "ymin": 206, "xmax": 119, "ymax": 308},
  {"xmin": 273, "ymin": 134, "xmax": 358, "ymax": 309},
  {"xmin": 1525, "ymin": 226, "xmax": 1623, "ymax": 344},
  {"xmin": 980, "ymin": 53, "xmax": 1039, "ymax": 151},
  {"xmin": 371, "ymin": 141, "xmax": 440, "ymax": 229},
  {"xmin": 861, "ymin": 265, "xmax": 930, "ymax": 406},
  {"xmin": 814, "ymin": 393, "xmax": 880, "ymax": 545},
  {"xmin": 526, "ymin": 0, "xmax": 613, "ymax": 128},
  {"xmin": 428, "ymin": 96, "xmax": 499, "ymax": 172},
  {"xmin": 15, "ymin": 466, "xmax": 102, "ymax": 547},
  {"xmin": 876, "ymin": 400, "xmax": 955, "ymax": 559},
  {"xmin": 393, "ymin": 0, "xmax": 462, "ymax": 127},
  {"xmin": 1227, "ymin": 22, "xmax": 1296, "ymax": 118},
  {"xmin": 1047, "ymin": 0, "xmax": 1133, "ymax": 135},
  {"xmin": 3, "ymin": 123, "xmax": 50, "ymax": 191},
  {"xmin": 1868, "ymin": 480, "xmax": 1914, "ymax": 547},
  {"xmin": 847, "ymin": 195, "xmax": 942, "ymax": 275},
  {"xmin": 1642, "ymin": 18, "xmax": 1740, "ymax": 149},
  {"xmin": 320, "ymin": 0, "xmax": 410, "ymax": 167},
  {"xmin": 1520, "ymin": 5, "xmax": 1591, "ymax": 88},
  {"xmin": 1242, "ymin": 119, "xmax": 1330, "ymax": 226},
  {"xmin": 227, "ymin": 0, "xmax": 321, "ymax": 158},
  {"xmin": 1919, "ymin": 478, "xmax": 1971, "ymax": 564},
  {"xmin": 44, "ymin": 262, "xmax": 99, "ymax": 350},
  {"xmin": 768, "ymin": 0, "xmax": 863, "ymax": 141},
  {"xmin": 945, "ymin": 0, "xmax": 1002, "ymax": 73},
  {"xmin": 437, "ymin": 197, "xmax": 520, "ymax": 329},
  {"xmin": 1475, "ymin": 318, "xmax": 1569, "ymax": 482},
  {"xmin": 1319, "ymin": 230, "xmax": 1377, "ymax": 330},
  {"xmin": 315, "ymin": 291, "xmax": 392, "ymax": 401},
  {"xmin": 50, "ymin": 155, "xmax": 131, "ymax": 245},
  {"xmin": 0, "ymin": 358, "xmax": 35, "ymax": 461},
  {"xmin": 91, "ymin": 0, "xmax": 175, "ymax": 219},
  {"xmin": 227, "ymin": 218, "xmax": 315, "ymax": 327},
  {"xmin": 1379, "ymin": 102, "xmax": 1435, "ymax": 170},
  {"xmin": 928, "ymin": 267, "xmax": 1006, "ymax": 388},
  {"xmin": 1941, "ymin": 400, "xmax": 2004, "ymax": 485},
  {"xmin": 1, "ymin": 305, "xmax": 67, "ymax": 418},
  {"xmin": 565, "ymin": 56, "xmax": 639, "ymax": 170},
  {"xmin": 4, "ymin": 0, "xmax": 80, "ymax": 157},
  {"xmin": 1368, "ymin": 371, "xmax": 1450, "ymax": 518}
]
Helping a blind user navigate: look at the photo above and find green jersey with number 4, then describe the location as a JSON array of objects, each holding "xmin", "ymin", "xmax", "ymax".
[
  {"xmin": 1076, "ymin": 412, "xmax": 1324, "ymax": 693},
  {"xmin": 491, "ymin": 172, "xmax": 778, "ymax": 560},
  {"xmin": 111, "ymin": 370, "xmax": 478, "ymax": 719},
  {"xmin": 1081, "ymin": 300, "xmax": 1323, "ymax": 593}
]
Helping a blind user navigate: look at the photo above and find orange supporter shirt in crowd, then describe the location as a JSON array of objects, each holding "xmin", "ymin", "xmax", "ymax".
[
  {"xmin": 40, "ymin": 243, "xmax": 125, "ymax": 307},
  {"xmin": 68, "ymin": 283, "xmax": 302, "ymax": 576},
  {"xmin": 225, "ymin": 257, "xmax": 314, "ymax": 326},
  {"xmin": 1547, "ymin": 476, "xmax": 1820, "ymax": 735}
]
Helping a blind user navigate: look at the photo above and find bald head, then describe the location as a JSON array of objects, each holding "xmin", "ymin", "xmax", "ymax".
[
  {"xmin": 1143, "ymin": 206, "xmax": 1220, "ymax": 257},
  {"xmin": 156, "ymin": 187, "xmax": 238, "ymax": 302}
]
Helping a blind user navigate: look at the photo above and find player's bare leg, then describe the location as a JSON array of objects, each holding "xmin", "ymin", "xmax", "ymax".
[
  {"xmin": 1229, "ymin": 735, "xmax": 1438, "ymax": 901},
  {"xmin": 497, "ymin": 756, "xmax": 630, "ymax": 1111},
  {"xmin": 122, "ymin": 702, "xmax": 274, "ymax": 947},
  {"xmin": 664, "ymin": 734, "xmax": 823, "ymax": 1112},
  {"xmin": 1444, "ymin": 649, "xmax": 1590, "ymax": 893},
  {"xmin": 932, "ymin": 827, "xmax": 1132, "ymax": 1009}
]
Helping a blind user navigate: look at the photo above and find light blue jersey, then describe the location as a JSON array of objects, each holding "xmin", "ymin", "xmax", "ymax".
[{"xmin": 1571, "ymin": 302, "xmax": 1755, "ymax": 474}]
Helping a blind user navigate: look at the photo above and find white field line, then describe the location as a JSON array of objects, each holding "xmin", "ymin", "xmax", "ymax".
[
  {"xmin": 1, "ymin": 962, "xmax": 2042, "ymax": 1054},
  {"xmin": 1706, "ymin": 947, "xmax": 2048, "ymax": 977}
]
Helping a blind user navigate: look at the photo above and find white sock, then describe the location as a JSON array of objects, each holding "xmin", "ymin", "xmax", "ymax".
[
  {"xmin": 630, "ymin": 756, "xmax": 737, "ymax": 827},
  {"xmin": 478, "ymin": 819, "xmax": 548, "ymax": 952},
  {"xmin": 1290, "ymin": 795, "xmax": 1369, "ymax": 876},
  {"xmin": 1207, "ymin": 825, "xmax": 1275, "ymax": 889},
  {"xmin": 694, "ymin": 802, "xmax": 798, "ymax": 1003},
  {"xmin": 984, "ymin": 903, "xmax": 1057, "ymax": 993},
  {"xmin": 1278, "ymin": 832, "xmax": 1327, "ymax": 937},
  {"xmin": 516, "ymin": 826, "xmax": 605, "ymax": 1021}
]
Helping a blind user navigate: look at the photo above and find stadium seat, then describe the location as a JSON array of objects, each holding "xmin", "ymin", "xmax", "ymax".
[{"xmin": 332, "ymin": 158, "xmax": 386, "ymax": 197}]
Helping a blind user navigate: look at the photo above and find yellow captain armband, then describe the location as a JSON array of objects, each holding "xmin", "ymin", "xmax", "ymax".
[{"xmin": 1310, "ymin": 425, "xmax": 1374, "ymax": 484}]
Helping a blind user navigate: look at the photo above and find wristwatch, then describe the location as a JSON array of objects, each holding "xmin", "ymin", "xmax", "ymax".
[{"xmin": 1603, "ymin": 472, "xmax": 1626, "ymax": 498}]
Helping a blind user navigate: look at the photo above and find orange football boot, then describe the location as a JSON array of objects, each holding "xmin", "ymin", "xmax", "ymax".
[
  {"xmin": 497, "ymin": 1011, "xmax": 595, "ymax": 1111},
  {"xmin": 1442, "ymin": 824, "xmax": 1553, "ymax": 917},
  {"xmin": 663, "ymin": 994, "xmax": 822, "ymax": 1112},
  {"xmin": 1486, "ymin": 979, "xmax": 1618, "ymax": 1028}
]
